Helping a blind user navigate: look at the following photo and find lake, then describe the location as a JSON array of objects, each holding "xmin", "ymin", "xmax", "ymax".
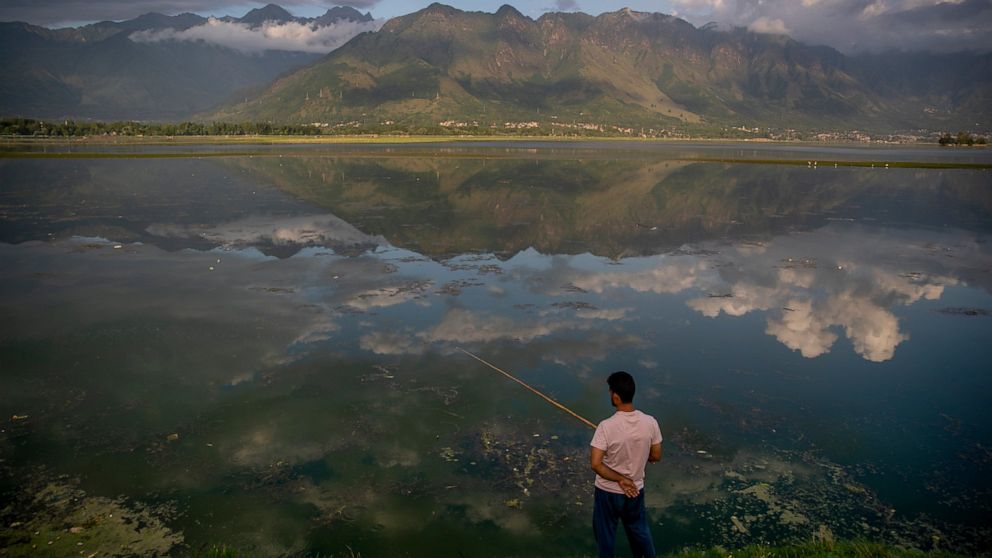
[{"xmin": 1, "ymin": 142, "xmax": 990, "ymax": 556}]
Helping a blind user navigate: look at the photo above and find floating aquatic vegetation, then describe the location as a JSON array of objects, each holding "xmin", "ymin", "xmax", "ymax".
[
  {"xmin": 934, "ymin": 307, "xmax": 989, "ymax": 317},
  {"xmin": 0, "ymin": 479, "xmax": 182, "ymax": 557},
  {"xmin": 478, "ymin": 264, "xmax": 504, "ymax": 275},
  {"xmin": 409, "ymin": 385, "xmax": 459, "ymax": 406},
  {"xmin": 249, "ymin": 286, "xmax": 296, "ymax": 294},
  {"xmin": 653, "ymin": 447, "xmax": 991, "ymax": 555},
  {"xmin": 436, "ymin": 279, "xmax": 484, "ymax": 296},
  {"xmin": 561, "ymin": 283, "xmax": 589, "ymax": 294},
  {"xmin": 550, "ymin": 301, "xmax": 599, "ymax": 311},
  {"xmin": 469, "ymin": 423, "xmax": 589, "ymax": 506}
]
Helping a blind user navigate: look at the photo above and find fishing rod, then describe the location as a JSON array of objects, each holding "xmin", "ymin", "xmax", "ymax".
[{"xmin": 456, "ymin": 347, "xmax": 597, "ymax": 430}]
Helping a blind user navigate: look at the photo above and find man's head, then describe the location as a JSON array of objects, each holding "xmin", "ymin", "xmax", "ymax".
[{"xmin": 607, "ymin": 371, "xmax": 636, "ymax": 406}]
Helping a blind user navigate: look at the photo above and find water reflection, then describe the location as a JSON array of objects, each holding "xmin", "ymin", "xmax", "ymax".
[
  {"xmin": 1, "ymin": 149, "xmax": 991, "ymax": 556},
  {"xmin": 226, "ymin": 156, "xmax": 992, "ymax": 258},
  {"xmin": 3, "ymin": 154, "xmax": 991, "ymax": 257}
]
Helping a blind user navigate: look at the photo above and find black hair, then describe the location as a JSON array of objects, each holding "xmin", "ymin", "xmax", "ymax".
[{"xmin": 607, "ymin": 371, "xmax": 635, "ymax": 404}]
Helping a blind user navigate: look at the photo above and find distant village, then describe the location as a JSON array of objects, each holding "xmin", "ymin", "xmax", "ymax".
[
  {"xmin": 1, "ymin": 117, "xmax": 988, "ymax": 145},
  {"xmin": 308, "ymin": 119, "xmax": 987, "ymax": 144},
  {"xmin": 428, "ymin": 120, "xmax": 990, "ymax": 144}
]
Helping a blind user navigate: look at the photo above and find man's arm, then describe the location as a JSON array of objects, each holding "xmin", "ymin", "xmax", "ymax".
[
  {"xmin": 648, "ymin": 442, "xmax": 662, "ymax": 463},
  {"xmin": 590, "ymin": 446, "xmax": 639, "ymax": 498}
]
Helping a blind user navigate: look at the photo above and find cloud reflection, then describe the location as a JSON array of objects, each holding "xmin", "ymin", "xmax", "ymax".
[
  {"xmin": 683, "ymin": 238, "xmax": 956, "ymax": 362},
  {"xmin": 533, "ymin": 226, "xmax": 985, "ymax": 362},
  {"xmin": 146, "ymin": 213, "xmax": 384, "ymax": 251},
  {"xmin": 3, "ymin": 222, "xmax": 986, "ymax": 375}
]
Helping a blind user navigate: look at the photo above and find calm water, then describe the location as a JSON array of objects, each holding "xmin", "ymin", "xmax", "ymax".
[{"xmin": 1, "ymin": 144, "xmax": 991, "ymax": 556}]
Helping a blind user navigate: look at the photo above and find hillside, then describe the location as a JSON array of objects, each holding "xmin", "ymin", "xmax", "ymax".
[
  {"xmin": 0, "ymin": 6, "xmax": 374, "ymax": 121},
  {"xmin": 210, "ymin": 3, "xmax": 991, "ymax": 132}
]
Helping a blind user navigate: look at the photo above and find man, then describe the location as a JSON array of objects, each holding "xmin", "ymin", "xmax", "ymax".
[{"xmin": 590, "ymin": 371, "xmax": 662, "ymax": 558}]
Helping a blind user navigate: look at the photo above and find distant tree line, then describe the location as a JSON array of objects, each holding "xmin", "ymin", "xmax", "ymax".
[
  {"xmin": 0, "ymin": 117, "xmax": 678, "ymax": 138},
  {"xmin": 0, "ymin": 118, "xmax": 324, "ymax": 137},
  {"xmin": 0, "ymin": 117, "xmax": 664, "ymax": 139},
  {"xmin": 0, "ymin": 118, "xmax": 807, "ymax": 140},
  {"xmin": 939, "ymin": 131, "xmax": 987, "ymax": 146},
  {"xmin": 2, "ymin": 117, "xmax": 985, "ymax": 144}
]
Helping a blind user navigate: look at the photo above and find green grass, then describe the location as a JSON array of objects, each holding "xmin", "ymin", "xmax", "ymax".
[
  {"xmin": 2, "ymin": 134, "xmax": 980, "ymax": 147},
  {"xmin": 190, "ymin": 540, "xmax": 984, "ymax": 558},
  {"xmin": 664, "ymin": 539, "xmax": 976, "ymax": 558},
  {"xmin": 688, "ymin": 158, "xmax": 992, "ymax": 170}
]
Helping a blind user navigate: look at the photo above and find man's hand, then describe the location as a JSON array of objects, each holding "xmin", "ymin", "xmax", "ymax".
[
  {"xmin": 591, "ymin": 446, "xmax": 641, "ymax": 498},
  {"xmin": 648, "ymin": 442, "xmax": 662, "ymax": 463},
  {"xmin": 618, "ymin": 477, "xmax": 639, "ymax": 498}
]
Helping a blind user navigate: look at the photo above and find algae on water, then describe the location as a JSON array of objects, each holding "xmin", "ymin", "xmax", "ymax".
[{"xmin": 0, "ymin": 481, "xmax": 182, "ymax": 557}]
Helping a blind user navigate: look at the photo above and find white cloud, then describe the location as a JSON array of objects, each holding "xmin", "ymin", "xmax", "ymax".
[
  {"xmin": 131, "ymin": 17, "xmax": 382, "ymax": 53},
  {"xmin": 420, "ymin": 308, "xmax": 571, "ymax": 345},
  {"xmin": 671, "ymin": 0, "xmax": 727, "ymax": 13},
  {"xmin": 666, "ymin": 0, "xmax": 992, "ymax": 53},
  {"xmin": 764, "ymin": 299, "xmax": 839, "ymax": 359},
  {"xmin": 360, "ymin": 331, "xmax": 425, "ymax": 355},
  {"xmin": 343, "ymin": 283, "xmax": 432, "ymax": 311},
  {"xmin": 748, "ymin": 16, "xmax": 789, "ymax": 34},
  {"xmin": 687, "ymin": 284, "xmax": 780, "ymax": 317},
  {"xmin": 291, "ymin": 316, "xmax": 340, "ymax": 345},
  {"xmin": 146, "ymin": 213, "xmax": 384, "ymax": 247},
  {"xmin": 532, "ymin": 226, "xmax": 982, "ymax": 363},
  {"xmin": 685, "ymin": 243, "xmax": 958, "ymax": 362},
  {"xmin": 575, "ymin": 307, "xmax": 632, "ymax": 321},
  {"xmin": 860, "ymin": 1, "xmax": 891, "ymax": 19},
  {"xmin": 568, "ymin": 259, "xmax": 709, "ymax": 295}
]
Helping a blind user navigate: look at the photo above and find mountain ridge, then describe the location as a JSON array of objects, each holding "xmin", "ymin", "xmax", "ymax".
[
  {"xmin": 0, "ymin": 4, "xmax": 376, "ymax": 120},
  {"xmin": 208, "ymin": 3, "xmax": 989, "ymax": 132},
  {"xmin": 2, "ymin": 3, "xmax": 988, "ymax": 130}
]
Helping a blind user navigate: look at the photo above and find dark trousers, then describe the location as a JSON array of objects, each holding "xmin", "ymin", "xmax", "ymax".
[{"xmin": 593, "ymin": 486, "xmax": 656, "ymax": 558}]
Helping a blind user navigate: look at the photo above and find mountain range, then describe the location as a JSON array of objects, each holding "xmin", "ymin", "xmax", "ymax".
[
  {"xmin": 0, "ymin": 5, "xmax": 372, "ymax": 120},
  {"xmin": 2, "ymin": 3, "xmax": 989, "ymax": 131},
  {"xmin": 211, "ymin": 3, "xmax": 990, "ymax": 132}
]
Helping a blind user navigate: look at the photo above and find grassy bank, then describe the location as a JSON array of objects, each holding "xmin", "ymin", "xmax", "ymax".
[
  {"xmin": 195, "ymin": 540, "xmax": 984, "ymax": 558},
  {"xmin": 4, "ymin": 133, "xmax": 980, "ymax": 146},
  {"xmin": 666, "ymin": 540, "xmax": 978, "ymax": 558}
]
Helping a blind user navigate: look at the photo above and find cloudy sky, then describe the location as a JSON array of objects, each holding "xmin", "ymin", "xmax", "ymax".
[{"xmin": 1, "ymin": 0, "xmax": 990, "ymax": 53}]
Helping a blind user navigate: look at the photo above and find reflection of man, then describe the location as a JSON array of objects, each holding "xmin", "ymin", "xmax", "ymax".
[{"xmin": 590, "ymin": 371, "xmax": 662, "ymax": 558}]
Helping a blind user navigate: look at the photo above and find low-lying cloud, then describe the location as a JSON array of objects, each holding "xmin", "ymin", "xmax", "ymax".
[
  {"xmin": 146, "ymin": 213, "xmax": 384, "ymax": 247},
  {"xmin": 0, "ymin": 0, "xmax": 377, "ymax": 27},
  {"xmin": 747, "ymin": 16, "xmax": 789, "ymax": 35},
  {"xmin": 131, "ymin": 16, "xmax": 382, "ymax": 53},
  {"xmin": 670, "ymin": 0, "xmax": 992, "ymax": 53}
]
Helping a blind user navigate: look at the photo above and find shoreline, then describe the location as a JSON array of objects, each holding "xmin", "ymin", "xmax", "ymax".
[
  {"xmin": 2, "ymin": 150, "xmax": 988, "ymax": 169},
  {"xmin": 2, "ymin": 136, "xmax": 989, "ymax": 169},
  {"xmin": 1, "ymin": 133, "xmax": 977, "ymax": 147}
]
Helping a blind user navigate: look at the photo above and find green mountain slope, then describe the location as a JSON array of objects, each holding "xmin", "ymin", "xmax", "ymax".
[
  {"xmin": 0, "ymin": 21, "xmax": 320, "ymax": 120},
  {"xmin": 210, "ymin": 3, "xmax": 991, "ymax": 131},
  {"xmin": 0, "ymin": 6, "xmax": 373, "ymax": 121}
]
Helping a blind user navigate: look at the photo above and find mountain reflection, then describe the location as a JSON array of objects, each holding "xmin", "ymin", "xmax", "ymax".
[
  {"xmin": 227, "ymin": 155, "xmax": 992, "ymax": 259},
  {"xmin": 3, "ymin": 153, "xmax": 990, "ymax": 260},
  {"xmin": 2, "ymin": 153, "xmax": 990, "ymax": 365}
]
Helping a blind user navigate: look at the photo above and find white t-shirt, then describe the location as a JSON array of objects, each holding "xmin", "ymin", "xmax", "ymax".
[{"xmin": 590, "ymin": 409, "xmax": 663, "ymax": 494}]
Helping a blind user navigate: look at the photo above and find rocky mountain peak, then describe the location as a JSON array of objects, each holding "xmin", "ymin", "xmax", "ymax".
[{"xmin": 240, "ymin": 4, "xmax": 295, "ymax": 26}]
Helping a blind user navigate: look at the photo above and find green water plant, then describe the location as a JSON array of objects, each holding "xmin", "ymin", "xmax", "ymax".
[
  {"xmin": 188, "ymin": 539, "xmax": 980, "ymax": 558},
  {"xmin": 0, "ymin": 481, "xmax": 182, "ymax": 557}
]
